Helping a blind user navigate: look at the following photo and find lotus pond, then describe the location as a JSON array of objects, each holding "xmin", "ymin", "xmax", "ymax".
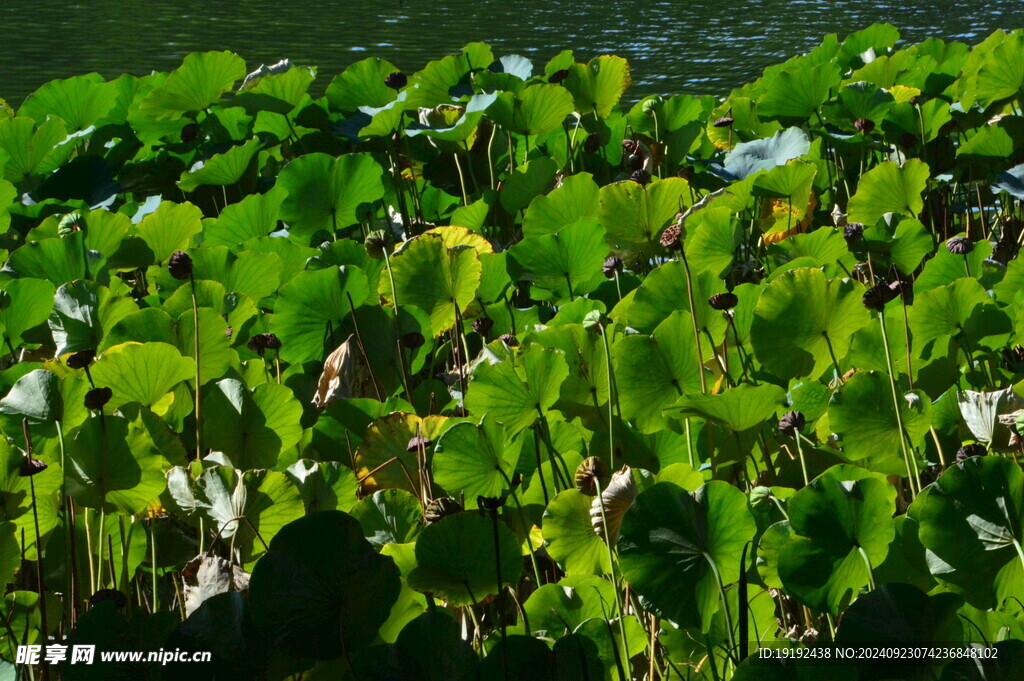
[{"xmin": 1, "ymin": 21, "xmax": 1024, "ymax": 680}]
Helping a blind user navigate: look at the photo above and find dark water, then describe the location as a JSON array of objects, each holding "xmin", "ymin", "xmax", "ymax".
[{"xmin": 3, "ymin": 0, "xmax": 1024, "ymax": 104}]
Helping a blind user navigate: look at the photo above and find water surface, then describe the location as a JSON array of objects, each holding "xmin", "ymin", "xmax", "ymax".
[{"xmin": 3, "ymin": 0, "xmax": 1024, "ymax": 103}]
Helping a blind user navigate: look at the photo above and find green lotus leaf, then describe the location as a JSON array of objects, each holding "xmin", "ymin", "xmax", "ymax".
[
  {"xmin": 410, "ymin": 94, "xmax": 494, "ymax": 147},
  {"xmin": 18, "ymin": 74, "xmax": 116, "ymax": 133},
  {"xmin": 0, "ymin": 278, "xmax": 54, "ymax": 350},
  {"xmin": 0, "ymin": 369, "xmax": 62, "ymax": 436},
  {"xmin": 136, "ymin": 201, "xmax": 203, "ymax": 263},
  {"xmin": 974, "ymin": 34, "xmax": 1024, "ymax": 108},
  {"xmin": 28, "ymin": 208, "xmax": 131, "ymax": 261},
  {"xmin": 508, "ymin": 217, "xmax": 608, "ymax": 301},
  {"xmin": 910, "ymin": 277, "xmax": 1011, "ymax": 349},
  {"xmin": 6, "ymin": 233, "xmax": 90, "ymax": 286},
  {"xmin": 618, "ymin": 480, "xmax": 756, "ymax": 631},
  {"xmin": 139, "ymin": 51, "xmax": 247, "ymax": 119},
  {"xmin": 285, "ymin": 460, "xmax": 358, "ymax": 514},
  {"xmin": 777, "ymin": 465, "xmax": 897, "ymax": 614},
  {"xmin": 249, "ymin": 510, "xmax": 401, "ymax": 659},
  {"xmin": 613, "ymin": 310, "xmax": 703, "ymax": 434},
  {"xmin": 597, "ymin": 177, "xmax": 690, "ymax": 252},
  {"xmin": 270, "ymin": 264, "xmax": 369, "ymax": 364},
  {"xmin": 625, "ymin": 263, "xmax": 726, "ymax": 350},
  {"xmin": 464, "ymin": 346, "xmax": 568, "ymax": 435},
  {"xmin": 686, "ymin": 205, "xmax": 743, "ymax": 277},
  {"xmin": 48, "ymin": 279, "xmax": 139, "ymax": 356},
  {"xmin": 202, "ymin": 379, "xmax": 303, "ymax": 470},
  {"xmin": 574, "ymin": 616, "xmax": 649, "ymax": 678},
  {"xmin": 563, "ymin": 55, "xmax": 631, "ymax": 118},
  {"xmin": 756, "ymin": 520, "xmax": 792, "ymax": 589},
  {"xmin": 913, "ymin": 237, "xmax": 992, "ymax": 292},
  {"xmin": 827, "ymin": 371, "xmax": 931, "ymax": 474},
  {"xmin": 757, "ymin": 63, "xmax": 841, "ymax": 122},
  {"xmin": 381, "ymin": 234, "xmax": 482, "ymax": 337},
  {"xmin": 488, "ymin": 83, "xmax": 575, "ymax": 136},
  {"xmin": 173, "ymin": 306, "xmax": 239, "ymax": 383},
  {"xmin": 178, "ymin": 139, "xmax": 260, "ymax": 192},
  {"xmin": 433, "ymin": 413, "xmax": 521, "ymax": 508},
  {"xmin": 0, "ymin": 523, "xmax": 18, "ymax": 591},
  {"xmin": 846, "ymin": 159, "xmax": 929, "ymax": 227},
  {"xmin": 0, "ymin": 437, "xmax": 60, "ymax": 560},
  {"xmin": 277, "ymin": 152, "xmax": 384, "ymax": 240},
  {"xmin": 233, "ymin": 64, "xmax": 315, "ymax": 114},
  {"xmin": 719, "ymin": 129, "xmax": 809, "ymax": 183},
  {"xmin": 393, "ymin": 609, "xmax": 479, "ymax": 681},
  {"xmin": 834, "ymin": 582, "xmax": 964, "ymax": 653},
  {"xmin": 523, "ymin": 574, "xmax": 616, "ymax": 638},
  {"xmin": 521, "ymin": 172, "xmax": 599, "ymax": 238},
  {"xmin": 91, "ymin": 342, "xmax": 196, "ymax": 413},
  {"xmin": 0, "ymin": 116, "xmax": 67, "ymax": 182},
  {"xmin": 914, "ymin": 456, "xmax": 1024, "ymax": 609},
  {"xmin": 408, "ymin": 511, "xmax": 522, "ymax": 606},
  {"xmin": 326, "ymin": 57, "xmax": 399, "ymax": 112},
  {"xmin": 350, "ymin": 489, "xmax": 423, "ymax": 549},
  {"xmin": 542, "ymin": 489, "xmax": 611, "ymax": 576},
  {"xmin": 203, "ymin": 187, "xmax": 286, "ymax": 247},
  {"xmin": 500, "ymin": 157, "xmax": 560, "ymax": 215},
  {"xmin": 191, "ymin": 245, "xmax": 282, "ymax": 301},
  {"xmin": 667, "ymin": 383, "xmax": 787, "ymax": 432},
  {"xmin": 751, "ymin": 267, "xmax": 870, "ymax": 381},
  {"xmin": 65, "ymin": 413, "xmax": 170, "ymax": 513},
  {"xmin": 405, "ymin": 47, "xmax": 492, "ymax": 110}
]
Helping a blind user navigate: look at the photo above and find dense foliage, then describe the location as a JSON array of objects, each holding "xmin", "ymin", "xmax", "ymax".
[{"xmin": 1, "ymin": 21, "xmax": 1024, "ymax": 680}]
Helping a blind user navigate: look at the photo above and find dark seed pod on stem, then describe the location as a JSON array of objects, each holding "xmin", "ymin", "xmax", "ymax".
[
  {"xmin": 84, "ymin": 387, "xmax": 113, "ymax": 410},
  {"xmin": 622, "ymin": 139, "xmax": 638, "ymax": 155},
  {"xmin": 945, "ymin": 236, "xmax": 974, "ymax": 255},
  {"xmin": 602, "ymin": 256, "xmax": 623, "ymax": 279},
  {"xmin": 498, "ymin": 334, "xmax": 519, "ymax": 347},
  {"xmin": 843, "ymin": 222, "xmax": 865, "ymax": 244},
  {"xmin": 955, "ymin": 443, "xmax": 986, "ymax": 462},
  {"xmin": 364, "ymin": 230, "xmax": 389, "ymax": 259},
  {"xmin": 629, "ymin": 169, "xmax": 651, "ymax": 186},
  {"xmin": 659, "ymin": 223, "xmax": 682, "ymax": 250},
  {"xmin": 708, "ymin": 292, "xmax": 738, "ymax": 310},
  {"xmin": 247, "ymin": 333, "xmax": 281, "ymax": 355},
  {"xmin": 383, "ymin": 72, "xmax": 407, "ymax": 90},
  {"xmin": 713, "ymin": 116, "xmax": 735, "ymax": 128},
  {"xmin": 19, "ymin": 457, "xmax": 47, "ymax": 477},
  {"xmin": 406, "ymin": 435, "xmax": 432, "ymax": 453},
  {"xmin": 548, "ymin": 68, "xmax": 569, "ymax": 84},
  {"xmin": 471, "ymin": 317, "xmax": 493, "ymax": 337},
  {"xmin": 777, "ymin": 410, "xmax": 806, "ymax": 436},
  {"xmin": 424, "ymin": 497, "xmax": 462, "ymax": 524},
  {"xmin": 584, "ymin": 133, "xmax": 602, "ymax": 155},
  {"xmin": 180, "ymin": 123, "xmax": 199, "ymax": 144},
  {"xmin": 167, "ymin": 251, "xmax": 193, "ymax": 280},
  {"xmin": 862, "ymin": 283, "xmax": 898, "ymax": 311},
  {"xmin": 66, "ymin": 349, "xmax": 96, "ymax": 369},
  {"xmin": 854, "ymin": 118, "xmax": 875, "ymax": 134}
]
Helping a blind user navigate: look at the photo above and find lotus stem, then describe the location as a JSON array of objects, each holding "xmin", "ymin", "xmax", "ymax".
[
  {"xmin": 345, "ymin": 292, "xmax": 384, "ymax": 400},
  {"xmin": 22, "ymin": 421, "xmax": 49, "ymax": 676},
  {"xmin": 877, "ymin": 309, "xmax": 920, "ymax": 498},
  {"xmin": 677, "ymin": 248, "xmax": 707, "ymax": 393},
  {"xmin": 149, "ymin": 518, "xmax": 159, "ymax": 613},
  {"xmin": 453, "ymin": 153, "xmax": 469, "ymax": 205},
  {"xmin": 792, "ymin": 427, "xmax": 810, "ymax": 487},
  {"xmin": 593, "ymin": 477, "xmax": 632, "ymax": 681},
  {"xmin": 190, "ymin": 276, "xmax": 202, "ymax": 459}
]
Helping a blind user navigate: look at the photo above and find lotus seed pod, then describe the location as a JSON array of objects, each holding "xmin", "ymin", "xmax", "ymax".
[
  {"xmin": 862, "ymin": 283, "xmax": 897, "ymax": 311},
  {"xmin": 383, "ymin": 72, "xmax": 407, "ymax": 90},
  {"xmin": 549, "ymin": 68, "xmax": 570, "ymax": 84},
  {"xmin": 167, "ymin": 250, "xmax": 193, "ymax": 280},
  {"xmin": 843, "ymin": 222, "xmax": 865, "ymax": 244},
  {"xmin": 945, "ymin": 236, "xmax": 973, "ymax": 255},
  {"xmin": 66, "ymin": 349, "xmax": 96, "ymax": 369},
  {"xmin": 641, "ymin": 97, "xmax": 661, "ymax": 115},
  {"xmin": 625, "ymin": 153, "xmax": 644, "ymax": 171},
  {"xmin": 854, "ymin": 118, "xmax": 875, "ymax": 134},
  {"xmin": 84, "ymin": 387, "xmax": 113, "ymax": 410},
  {"xmin": 708, "ymin": 292, "xmax": 738, "ymax": 310},
  {"xmin": 590, "ymin": 466, "xmax": 636, "ymax": 545},
  {"xmin": 713, "ymin": 116, "xmax": 735, "ymax": 128},
  {"xmin": 602, "ymin": 256, "xmax": 623, "ymax": 279},
  {"xmin": 584, "ymin": 133, "xmax": 602, "ymax": 155},
  {"xmin": 498, "ymin": 333, "xmax": 519, "ymax": 347},
  {"xmin": 247, "ymin": 333, "xmax": 281, "ymax": 355},
  {"xmin": 777, "ymin": 410, "xmax": 806, "ymax": 436},
  {"xmin": 622, "ymin": 139, "xmax": 638, "ymax": 154},
  {"xmin": 629, "ymin": 169, "xmax": 651, "ymax": 186},
  {"xmin": 955, "ymin": 443, "xmax": 986, "ymax": 462},
  {"xmin": 659, "ymin": 222, "xmax": 682, "ymax": 250},
  {"xmin": 18, "ymin": 456, "xmax": 47, "ymax": 478},
  {"xmin": 364, "ymin": 230, "xmax": 388, "ymax": 259},
  {"xmin": 574, "ymin": 456, "xmax": 609, "ymax": 496},
  {"xmin": 471, "ymin": 317, "xmax": 494, "ymax": 337},
  {"xmin": 180, "ymin": 123, "xmax": 199, "ymax": 144},
  {"xmin": 424, "ymin": 497, "xmax": 462, "ymax": 524}
]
